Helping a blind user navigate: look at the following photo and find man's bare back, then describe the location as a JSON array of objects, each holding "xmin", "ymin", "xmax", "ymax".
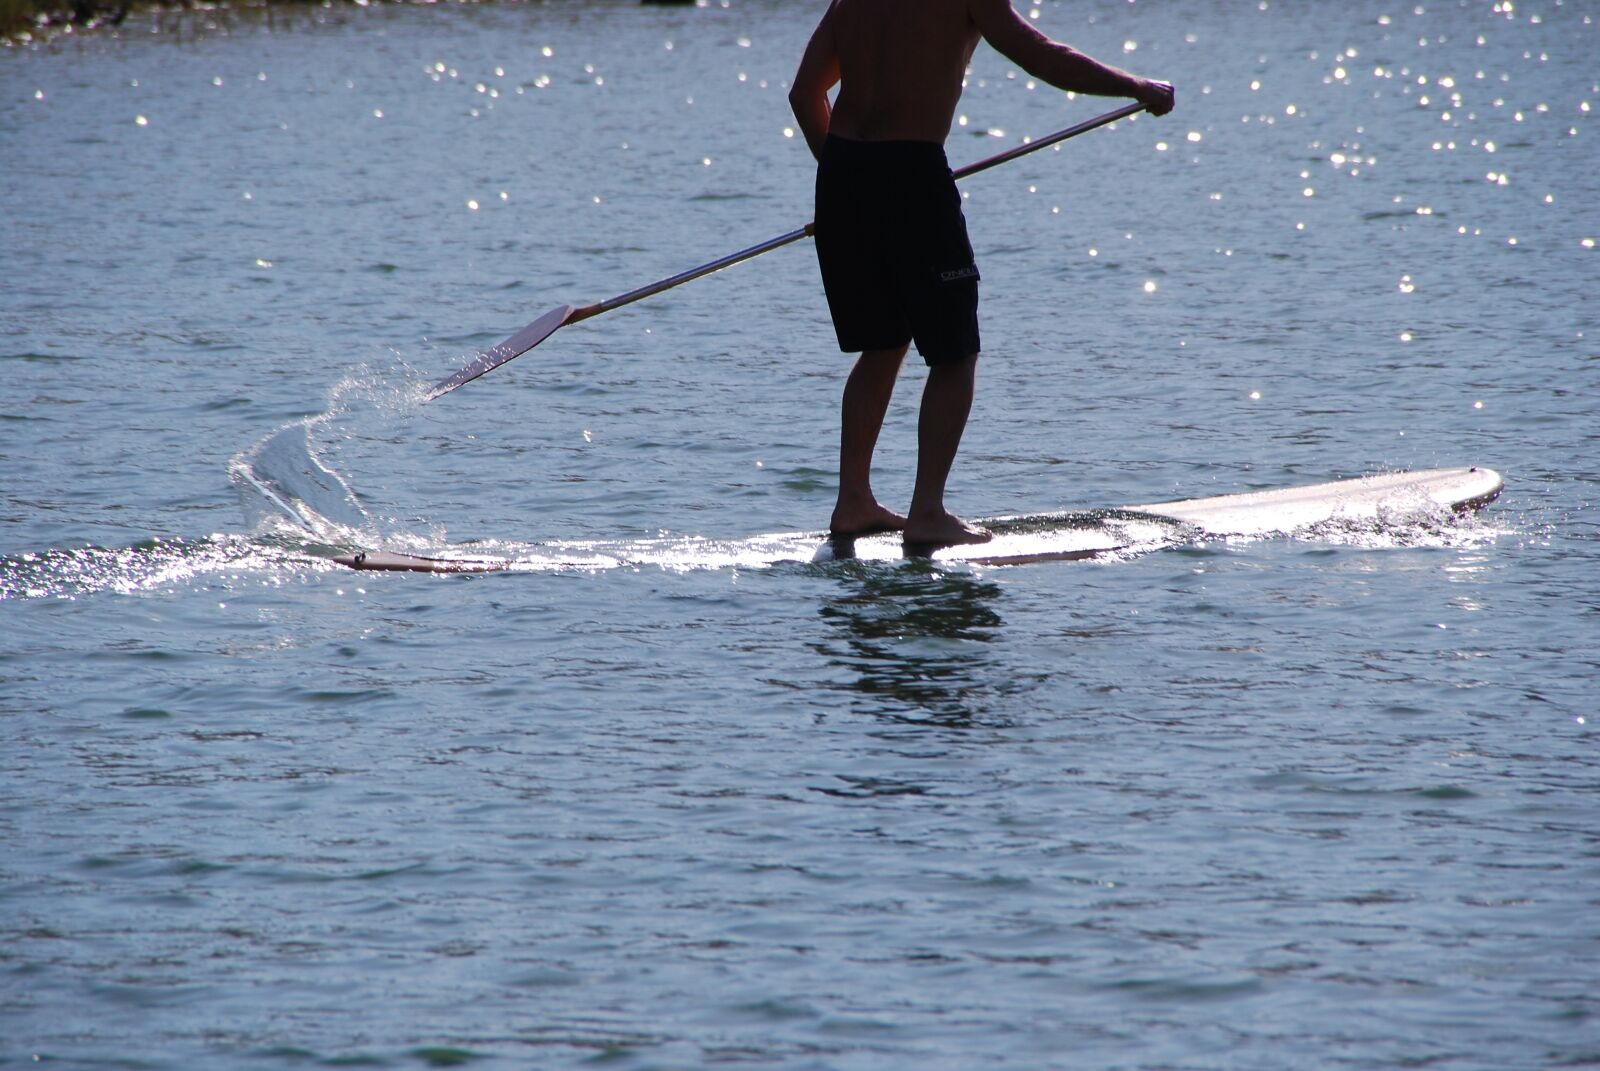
[
  {"xmin": 815, "ymin": 0, "xmax": 981, "ymax": 144},
  {"xmin": 792, "ymin": 0, "xmax": 1173, "ymax": 156}
]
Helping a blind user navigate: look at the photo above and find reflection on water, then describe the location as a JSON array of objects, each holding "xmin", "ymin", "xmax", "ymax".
[{"xmin": 815, "ymin": 563, "xmax": 1008, "ymax": 727}]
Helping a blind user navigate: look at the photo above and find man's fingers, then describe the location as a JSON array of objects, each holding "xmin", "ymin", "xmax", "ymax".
[{"xmin": 1145, "ymin": 80, "xmax": 1175, "ymax": 116}]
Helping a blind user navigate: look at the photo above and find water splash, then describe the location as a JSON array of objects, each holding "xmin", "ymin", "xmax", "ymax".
[
  {"xmin": 1301, "ymin": 500, "xmax": 1512, "ymax": 550},
  {"xmin": 227, "ymin": 369, "xmax": 429, "ymax": 547},
  {"xmin": 3, "ymin": 366, "xmax": 434, "ymax": 602}
]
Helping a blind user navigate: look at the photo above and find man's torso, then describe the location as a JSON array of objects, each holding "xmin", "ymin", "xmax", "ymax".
[{"xmin": 825, "ymin": 0, "xmax": 982, "ymax": 144}]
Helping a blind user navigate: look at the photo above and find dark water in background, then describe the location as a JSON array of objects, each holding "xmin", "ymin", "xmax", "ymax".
[{"xmin": 3, "ymin": 1, "xmax": 1598, "ymax": 1068}]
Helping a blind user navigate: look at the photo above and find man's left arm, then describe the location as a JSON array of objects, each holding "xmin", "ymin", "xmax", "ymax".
[{"xmin": 969, "ymin": 0, "xmax": 1173, "ymax": 115}]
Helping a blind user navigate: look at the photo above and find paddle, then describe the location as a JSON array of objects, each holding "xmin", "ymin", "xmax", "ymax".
[{"xmin": 426, "ymin": 100, "xmax": 1147, "ymax": 402}]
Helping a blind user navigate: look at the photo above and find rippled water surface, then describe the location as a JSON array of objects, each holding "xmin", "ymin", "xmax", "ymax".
[{"xmin": 3, "ymin": 1, "xmax": 1598, "ymax": 1068}]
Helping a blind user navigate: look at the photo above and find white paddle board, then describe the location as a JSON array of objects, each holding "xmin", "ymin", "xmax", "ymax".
[
  {"xmin": 1125, "ymin": 466, "xmax": 1503, "ymax": 536},
  {"xmin": 332, "ymin": 467, "xmax": 1501, "ymax": 573}
]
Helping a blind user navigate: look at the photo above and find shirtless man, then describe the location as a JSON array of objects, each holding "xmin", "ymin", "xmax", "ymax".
[{"xmin": 790, "ymin": 0, "xmax": 1174, "ymax": 547}]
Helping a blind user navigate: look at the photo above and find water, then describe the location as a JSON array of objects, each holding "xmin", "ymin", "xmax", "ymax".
[{"xmin": 3, "ymin": 1, "xmax": 1597, "ymax": 1067}]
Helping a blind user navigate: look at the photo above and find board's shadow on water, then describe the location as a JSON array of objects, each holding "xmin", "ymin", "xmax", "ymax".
[{"xmin": 813, "ymin": 565, "xmax": 1013, "ymax": 728}]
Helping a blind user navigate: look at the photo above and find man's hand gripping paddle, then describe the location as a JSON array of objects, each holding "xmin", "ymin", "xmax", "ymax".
[{"xmin": 426, "ymin": 101, "xmax": 1147, "ymax": 402}]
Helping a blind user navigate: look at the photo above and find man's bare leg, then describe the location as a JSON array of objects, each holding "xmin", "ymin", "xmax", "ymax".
[
  {"xmin": 831, "ymin": 345, "xmax": 910, "ymax": 536},
  {"xmin": 904, "ymin": 352, "xmax": 992, "ymax": 546}
]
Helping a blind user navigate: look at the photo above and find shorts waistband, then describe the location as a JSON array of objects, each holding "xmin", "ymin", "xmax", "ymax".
[{"xmin": 821, "ymin": 134, "xmax": 950, "ymax": 169}]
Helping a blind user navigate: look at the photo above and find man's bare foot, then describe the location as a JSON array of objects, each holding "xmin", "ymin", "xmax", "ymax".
[
  {"xmin": 830, "ymin": 500, "xmax": 908, "ymax": 538},
  {"xmin": 902, "ymin": 510, "xmax": 992, "ymax": 548}
]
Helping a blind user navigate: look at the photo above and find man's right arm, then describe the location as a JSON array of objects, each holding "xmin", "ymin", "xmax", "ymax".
[
  {"xmin": 968, "ymin": 0, "xmax": 1173, "ymax": 115},
  {"xmin": 790, "ymin": 1, "xmax": 843, "ymax": 160}
]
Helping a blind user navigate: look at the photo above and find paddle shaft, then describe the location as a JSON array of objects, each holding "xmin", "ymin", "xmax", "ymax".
[
  {"xmin": 427, "ymin": 101, "xmax": 1147, "ymax": 398},
  {"xmin": 570, "ymin": 100, "xmax": 1147, "ymax": 324}
]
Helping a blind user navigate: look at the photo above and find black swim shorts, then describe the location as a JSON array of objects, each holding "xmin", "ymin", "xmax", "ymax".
[{"xmin": 814, "ymin": 135, "xmax": 980, "ymax": 366}]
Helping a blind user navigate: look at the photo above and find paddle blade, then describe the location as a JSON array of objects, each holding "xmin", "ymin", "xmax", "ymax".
[{"xmin": 425, "ymin": 303, "xmax": 577, "ymax": 402}]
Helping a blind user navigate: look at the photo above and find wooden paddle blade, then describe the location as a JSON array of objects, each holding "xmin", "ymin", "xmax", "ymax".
[{"xmin": 425, "ymin": 303, "xmax": 577, "ymax": 401}]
